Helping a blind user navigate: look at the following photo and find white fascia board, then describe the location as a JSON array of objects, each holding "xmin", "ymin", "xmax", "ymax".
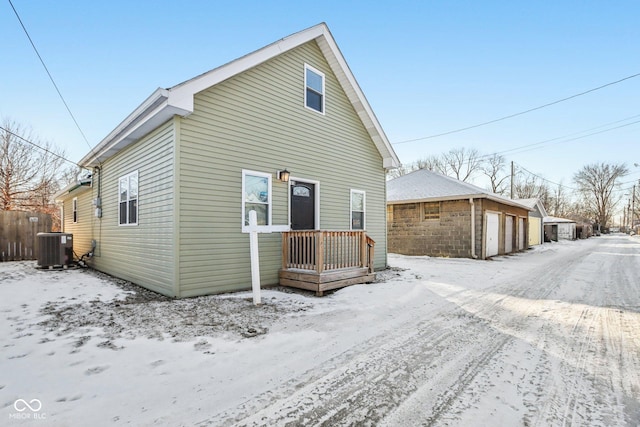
[
  {"xmin": 388, "ymin": 194, "xmax": 533, "ymax": 210},
  {"xmin": 387, "ymin": 194, "xmax": 487, "ymax": 205},
  {"xmin": 537, "ymin": 201, "xmax": 549, "ymax": 217},
  {"xmin": 486, "ymin": 195, "xmax": 534, "ymax": 211},
  {"xmin": 80, "ymin": 89, "xmax": 192, "ymax": 167},
  {"xmin": 169, "ymin": 24, "xmax": 327, "ymax": 101}
]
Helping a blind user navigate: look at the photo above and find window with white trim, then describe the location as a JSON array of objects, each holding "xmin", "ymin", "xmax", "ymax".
[
  {"xmin": 72, "ymin": 197, "xmax": 78, "ymax": 223},
  {"xmin": 350, "ymin": 190, "xmax": 365, "ymax": 230},
  {"xmin": 118, "ymin": 171, "xmax": 138, "ymax": 226},
  {"xmin": 242, "ymin": 170, "xmax": 272, "ymax": 230},
  {"xmin": 305, "ymin": 64, "xmax": 325, "ymax": 113}
]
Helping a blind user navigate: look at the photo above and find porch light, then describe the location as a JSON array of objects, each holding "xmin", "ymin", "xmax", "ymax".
[{"xmin": 277, "ymin": 169, "xmax": 290, "ymax": 182}]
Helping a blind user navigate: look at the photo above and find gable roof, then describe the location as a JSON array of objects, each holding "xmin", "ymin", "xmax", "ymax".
[
  {"xmin": 516, "ymin": 198, "xmax": 549, "ymax": 217},
  {"xmin": 387, "ymin": 168, "xmax": 532, "ymax": 210},
  {"xmin": 79, "ymin": 23, "xmax": 400, "ymax": 169}
]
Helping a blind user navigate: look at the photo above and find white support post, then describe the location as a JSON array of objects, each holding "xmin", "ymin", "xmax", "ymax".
[{"xmin": 248, "ymin": 210, "xmax": 261, "ymax": 305}]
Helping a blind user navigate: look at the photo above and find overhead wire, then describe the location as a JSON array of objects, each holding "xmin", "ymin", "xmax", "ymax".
[
  {"xmin": 481, "ymin": 114, "xmax": 640, "ymax": 159},
  {"xmin": 0, "ymin": 125, "xmax": 86, "ymax": 170},
  {"xmin": 514, "ymin": 162, "xmax": 578, "ymax": 191},
  {"xmin": 8, "ymin": 0, "xmax": 95, "ymax": 156},
  {"xmin": 392, "ymin": 72, "xmax": 640, "ymax": 145}
]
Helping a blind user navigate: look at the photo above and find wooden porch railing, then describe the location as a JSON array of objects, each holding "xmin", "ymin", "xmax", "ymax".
[{"xmin": 281, "ymin": 230, "xmax": 375, "ymax": 274}]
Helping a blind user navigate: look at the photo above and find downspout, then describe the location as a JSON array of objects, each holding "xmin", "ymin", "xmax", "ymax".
[{"xmin": 469, "ymin": 198, "xmax": 478, "ymax": 259}]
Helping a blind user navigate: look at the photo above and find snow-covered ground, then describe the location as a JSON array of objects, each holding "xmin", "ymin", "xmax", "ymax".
[{"xmin": 1, "ymin": 234, "xmax": 639, "ymax": 426}]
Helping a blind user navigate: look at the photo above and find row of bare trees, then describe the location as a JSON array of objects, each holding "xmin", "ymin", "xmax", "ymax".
[
  {"xmin": 1, "ymin": 118, "xmax": 77, "ymax": 229},
  {"xmin": 388, "ymin": 147, "xmax": 630, "ymax": 229}
]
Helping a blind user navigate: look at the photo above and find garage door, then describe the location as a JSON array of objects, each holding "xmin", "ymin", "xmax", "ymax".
[
  {"xmin": 529, "ymin": 217, "xmax": 541, "ymax": 245},
  {"xmin": 505, "ymin": 215, "xmax": 514, "ymax": 253},
  {"xmin": 486, "ymin": 212, "xmax": 499, "ymax": 257}
]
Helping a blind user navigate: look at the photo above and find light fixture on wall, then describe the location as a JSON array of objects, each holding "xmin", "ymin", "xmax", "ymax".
[{"xmin": 277, "ymin": 169, "xmax": 290, "ymax": 182}]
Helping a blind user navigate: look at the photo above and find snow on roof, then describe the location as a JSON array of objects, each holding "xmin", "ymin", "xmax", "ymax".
[
  {"xmin": 543, "ymin": 216, "xmax": 576, "ymax": 224},
  {"xmin": 387, "ymin": 169, "xmax": 532, "ymax": 210}
]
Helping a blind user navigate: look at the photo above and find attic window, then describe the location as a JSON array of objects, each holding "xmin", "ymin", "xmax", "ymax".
[
  {"xmin": 305, "ymin": 64, "xmax": 325, "ymax": 114},
  {"xmin": 423, "ymin": 202, "xmax": 440, "ymax": 220}
]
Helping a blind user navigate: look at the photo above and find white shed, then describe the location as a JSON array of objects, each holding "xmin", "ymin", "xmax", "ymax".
[{"xmin": 543, "ymin": 216, "xmax": 576, "ymax": 241}]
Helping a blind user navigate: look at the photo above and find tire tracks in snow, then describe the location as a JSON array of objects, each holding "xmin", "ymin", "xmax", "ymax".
[
  {"xmin": 533, "ymin": 239, "xmax": 640, "ymax": 427},
  {"xmin": 206, "ymin": 238, "xmax": 638, "ymax": 426}
]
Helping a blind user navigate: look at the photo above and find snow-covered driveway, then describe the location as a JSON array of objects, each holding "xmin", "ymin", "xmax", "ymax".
[{"xmin": 1, "ymin": 235, "xmax": 639, "ymax": 426}]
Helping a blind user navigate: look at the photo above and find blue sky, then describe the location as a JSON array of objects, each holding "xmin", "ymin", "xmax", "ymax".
[{"xmin": 2, "ymin": 0, "xmax": 639, "ymax": 195}]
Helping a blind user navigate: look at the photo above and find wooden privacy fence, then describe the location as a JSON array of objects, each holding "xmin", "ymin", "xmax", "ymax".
[{"xmin": 0, "ymin": 211, "xmax": 52, "ymax": 261}]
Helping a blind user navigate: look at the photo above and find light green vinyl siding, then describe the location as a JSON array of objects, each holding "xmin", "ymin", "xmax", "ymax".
[
  {"xmin": 177, "ymin": 40, "xmax": 387, "ymax": 296},
  {"xmin": 90, "ymin": 121, "xmax": 176, "ymax": 296},
  {"xmin": 60, "ymin": 187, "xmax": 94, "ymax": 257}
]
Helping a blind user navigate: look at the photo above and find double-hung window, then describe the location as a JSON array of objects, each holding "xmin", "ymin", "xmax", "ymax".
[
  {"xmin": 119, "ymin": 171, "xmax": 138, "ymax": 226},
  {"xmin": 242, "ymin": 170, "xmax": 272, "ymax": 231},
  {"xmin": 350, "ymin": 190, "xmax": 365, "ymax": 230},
  {"xmin": 305, "ymin": 64, "xmax": 325, "ymax": 114}
]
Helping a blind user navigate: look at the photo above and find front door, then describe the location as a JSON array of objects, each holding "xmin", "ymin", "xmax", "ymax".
[{"xmin": 291, "ymin": 181, "xmax": 315, "ymax": 230}]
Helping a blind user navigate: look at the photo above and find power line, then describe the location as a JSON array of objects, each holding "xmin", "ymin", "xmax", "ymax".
[
  {"xmin": 393, "ymin": 72, "xmax": 640, "ymax": 145},
  {"xmin": 488, "ymin": 116, "xmax": 640, "ymax": 158},
  {"xmin": 0, "ymin": 125, "xmax": 85, "ymax": 170},
  {"xmin": 8, "ymin": 0, "xmax": 94, "ymax": 154},
  {"xmin": 514, "ymin": 162, "xmax": 578, "ymax": 191}
]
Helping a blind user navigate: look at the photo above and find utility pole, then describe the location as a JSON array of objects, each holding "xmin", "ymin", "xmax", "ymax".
[
  {"xmin": 510, "ymin": 161, "xmax": 514, "ymax": 199},
  {"xmin": 633, "ymin": 184, "xmax": 637, "ymax": 233}
]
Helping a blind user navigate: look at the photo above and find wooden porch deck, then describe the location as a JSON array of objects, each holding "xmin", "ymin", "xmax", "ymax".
[{"xmin": 279, "ymin": 230, "xmax": 375, "ymax": 296}]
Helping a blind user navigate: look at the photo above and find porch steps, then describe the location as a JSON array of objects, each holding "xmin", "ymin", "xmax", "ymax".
[{"xmin": 279, "ymin": 267, "xmax": 375, "ymax": 296}]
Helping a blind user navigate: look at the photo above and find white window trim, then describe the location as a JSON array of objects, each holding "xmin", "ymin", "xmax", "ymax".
[
  {"xmin": 350, "ymin": 189, "xmax": 366, "ymax": 230},
  {"xmin": 72, "ymin": 197, "xmax": 78, "ymax": 223},
  {"xmin": 288, "ymin": 177, "xmax": 321, "ymax": 230},
  {"xmin": 304, "ymin": 63, "xmax": 325, "ymax": 115},
  {"xmin": 242, "ymin": 169, "xmax": 279, "ymax": 233},
  {"xmin": 118, "ymin": 171, "xmax": 139, "ymax": 227}
]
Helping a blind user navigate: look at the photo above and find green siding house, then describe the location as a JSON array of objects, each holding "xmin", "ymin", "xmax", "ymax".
[{"xmin": 55, "ymin": 23, "xmax": 400, "ymax": 297}]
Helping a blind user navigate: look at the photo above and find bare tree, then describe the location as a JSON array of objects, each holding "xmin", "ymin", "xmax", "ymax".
[
  {"xmin": 573, "ymin": 162, "xmax": 628, "ymax": 228},
  {"xmin": 513, "ymin": 171, "xmax": 549, "ymax": 201},
  {"xmin": 442, "ymin": 147, "xmax": 483, "ymax": 182},
  {"xmin": 0, "ymin": 118, "xmax": 70, "ymax": 214},
  {"xmin": 546, "ymin": 182, "xmax": 573, "ymax": 217},
  {"xmin": 482, "ymin": 153, "xmax": 509, "ymax": 195},
  {"xmin": 414, "ymin": 155, "xmax": 447, "ymax": 174},
  {"xmin": 386, "ymin": 163, "xmax": 414, "ymax": 180},
  {"xmin": 387, "ymin": 154, "xmax": 447, "ymax": 180}
]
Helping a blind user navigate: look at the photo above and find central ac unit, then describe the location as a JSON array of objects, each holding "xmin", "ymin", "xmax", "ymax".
[{"xmin": 37, "ymin": 233, "xmax": 73, "ymax": 268}]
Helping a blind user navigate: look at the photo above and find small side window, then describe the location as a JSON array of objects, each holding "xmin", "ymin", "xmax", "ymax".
[
  {"xmin": 72, "ymin": 197, "xmax": 78, "ymax": 223},
  {"xmin": 118, "ymin": 171, "xmax": 138, "ymax": 226},
  {"xmin": 350, "ymin": 190, "xmax": 365, "ymax": 230},
  {"xmin": 305, "ymin": 64, "xmax": 325, "ymax": 114},
  {"xmin": 423, "ymin": 202, "xmax": 440, "ymax": 220}
]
